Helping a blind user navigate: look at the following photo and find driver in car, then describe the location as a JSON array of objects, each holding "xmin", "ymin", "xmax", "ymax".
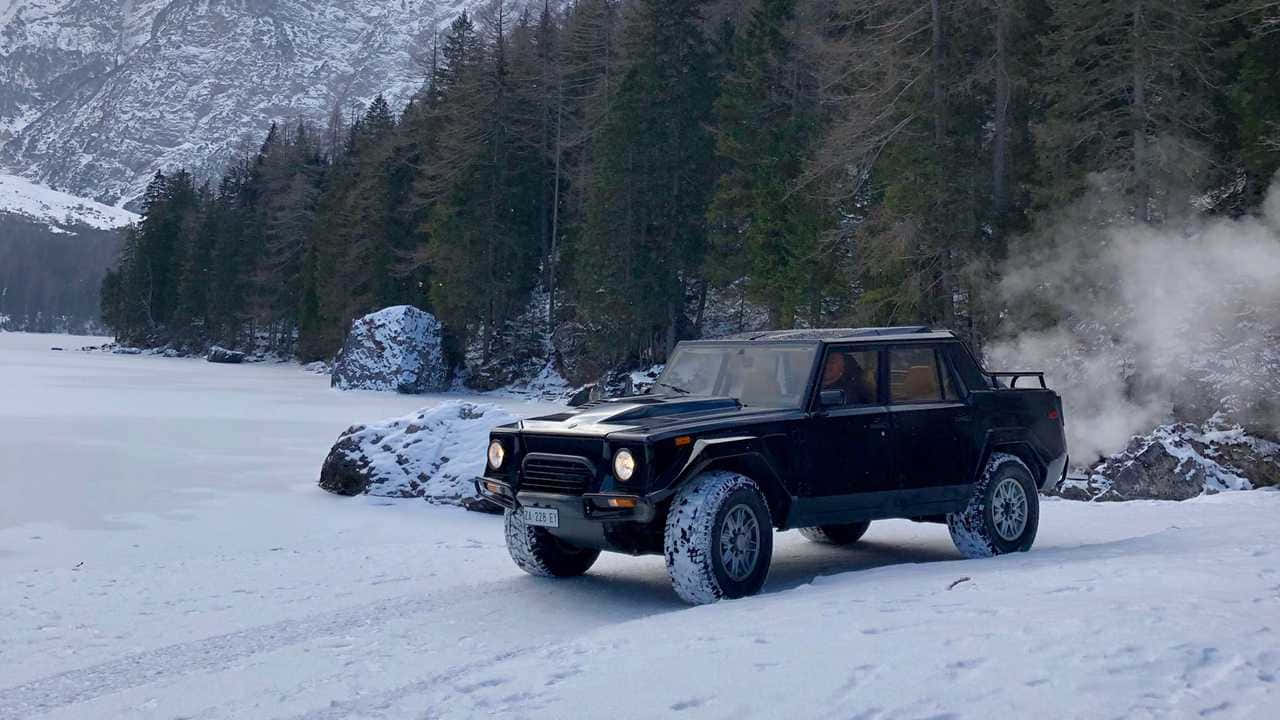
[{"xmin": 821, "ymin": 352, "xmax": 876, "ymax": 405}]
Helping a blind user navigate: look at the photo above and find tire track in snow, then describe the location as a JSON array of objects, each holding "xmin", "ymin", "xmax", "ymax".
[
  {"xmin": 274, "ymin": 645, "xmax": 544, "ymax": 720},
  {"xmin": 0, "ymin": 579, "xmax": 551, "ymax": 719}
]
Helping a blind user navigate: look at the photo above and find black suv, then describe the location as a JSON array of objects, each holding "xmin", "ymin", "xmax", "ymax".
[{"xmin": 477, "ymin": 327, "xmax": 1067, "ymax": 604}]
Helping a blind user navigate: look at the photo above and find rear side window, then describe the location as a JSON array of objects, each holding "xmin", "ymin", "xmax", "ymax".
[
  {"xmin": 890, "ymin": 347, "xmax": 943, "ymax": 403},
  {"xmin": 943, "ymin": 343, "xmax": 987, "ymax": 389},
  {"xmin": 819, "ymin": 349, "xmax": 880, "ymax": 406}
]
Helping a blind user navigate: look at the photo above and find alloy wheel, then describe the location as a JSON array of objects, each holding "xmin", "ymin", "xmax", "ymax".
[
  {"xmin": 992, "ymin": 476, "xmax": 1029, "ymax": 541},
  {"xmin": 719, "ymin": 504, "xmax": 761, "ymax": 581}
]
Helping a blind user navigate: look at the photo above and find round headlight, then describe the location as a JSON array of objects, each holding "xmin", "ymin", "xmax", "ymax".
[
  {"xmin": 613, "ymin": 449, "xmax": 636, "ymax": 481},
  {"xmin": 487, "ymin": 440, "xmax": 505, "ymax": 470}
]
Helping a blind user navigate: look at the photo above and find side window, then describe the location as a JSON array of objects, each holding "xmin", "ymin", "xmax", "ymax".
[
  {"xmin": 943, "ymin": 343, "xmax": 987, "ymax": 389},
  {"xmin": 939, "ymin": 352, "xmax": 961, "ymax": 400},
  {"xmin": 889, "ymin": 347, "xmax": 943, "ymax": 403},
  {"xmin": 819, "ymin": 349, "xmax": 879, "ymax": 406}
]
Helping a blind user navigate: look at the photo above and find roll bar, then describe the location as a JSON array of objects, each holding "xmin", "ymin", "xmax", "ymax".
[{"xmin": 985, "ymin": 371, "xmax": 1047, "ymax": 389}]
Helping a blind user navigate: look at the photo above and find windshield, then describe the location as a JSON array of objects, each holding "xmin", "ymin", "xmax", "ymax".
[{"xmin": 653, "ymin": 344, "xmax": 816, "ymax": 408}]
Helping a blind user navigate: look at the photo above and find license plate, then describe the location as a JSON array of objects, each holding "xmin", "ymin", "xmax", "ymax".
[{"xmin": 523, "ymin": 507, "xmax": 559, "ymax": 528}]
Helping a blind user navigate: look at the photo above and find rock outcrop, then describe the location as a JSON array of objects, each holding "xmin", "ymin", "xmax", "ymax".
[
  {"xmin": 331, "ymin": 306, "xmax": 449, "ymax": 394},
  {"xmin": 206, "ymin": 346, "xmax": 245, "ymax": 364},
  {"xmin": 318, "ymin": 401, "xmax": 519, "ymax": 502},
  {"xmin": 1054, "ymin": 417, "xmax": 1280, "ymax": 501}
]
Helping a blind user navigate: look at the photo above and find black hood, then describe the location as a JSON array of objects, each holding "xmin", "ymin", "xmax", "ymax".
[{"xmin": 517, "ymin": 395, "xmax": 785, "ymax": 437}]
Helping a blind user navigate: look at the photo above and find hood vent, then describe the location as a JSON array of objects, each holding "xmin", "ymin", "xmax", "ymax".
[{"xmin": 571, "ymin": 397, "xmax": 741, "ymax": 425}]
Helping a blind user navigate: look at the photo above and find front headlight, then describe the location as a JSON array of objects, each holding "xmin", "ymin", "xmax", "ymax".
[
  {"xmin": 487, "ymin": 440, "xmax": 506, "ymax": 470},
  {"xmin": 613, "ymin": 449, "xmax": 636, "ymax": 481}
]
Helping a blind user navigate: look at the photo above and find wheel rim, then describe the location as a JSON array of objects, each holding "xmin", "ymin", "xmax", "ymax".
[
  {"xmin": 991, "ymin": 477, "xmax": 1029, "ymax": 541},
  {"xmin": 719, "ymin": 504, "xmax": 761, "ymax": 582}
]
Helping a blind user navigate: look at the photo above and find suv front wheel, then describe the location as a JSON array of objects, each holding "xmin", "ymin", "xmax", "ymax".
[
  {"xmin": 664, "ymin": 470, "xmax": 774, "ymax": 605},
  {"xmin": 505, "ymin": 509, "xmax": 600, "ymax": 577},
  {"xmin": 947, "ymin": 452, "xmax": 1039, "ymax": 558}
]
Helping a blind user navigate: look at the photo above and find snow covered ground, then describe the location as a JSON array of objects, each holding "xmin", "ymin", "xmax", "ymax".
[
  {"xmin": 0, "ymin": 174, "xmax": 138, "ymax": 231},
  {"xmin": 1, "ymin": 331, "xmax": 1278, "ymax": 719}
]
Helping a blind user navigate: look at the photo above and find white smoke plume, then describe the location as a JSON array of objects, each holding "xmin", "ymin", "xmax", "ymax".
[{"xmin": 986, "ymin": 174, "xmax": 1280, "ymax": 466}]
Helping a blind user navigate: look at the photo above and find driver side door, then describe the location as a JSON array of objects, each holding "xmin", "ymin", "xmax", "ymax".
[{"xmin": 794, "ymin": 346, "xmax": 896, "ymax": 525}]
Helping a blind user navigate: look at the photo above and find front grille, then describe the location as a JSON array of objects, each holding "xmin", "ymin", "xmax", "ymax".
[{"xmin": 521, "ymin": 453, "xmax": 597, "ymax": 495}]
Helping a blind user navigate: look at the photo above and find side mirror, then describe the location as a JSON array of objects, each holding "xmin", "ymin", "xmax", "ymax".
[{"xmin": 819, "ymin": 389, "xmax": 845, "ymax": 408}]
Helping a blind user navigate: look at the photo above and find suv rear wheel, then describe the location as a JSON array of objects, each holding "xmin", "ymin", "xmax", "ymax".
[
  {"xmin": 664, "ymin": 470, "xmax": 774, "ymax": 605},
  {"xmin": 505, "ymin": 509, "xmax": 600, "ymax": 577},
  {"xmin": 799, "ymin": 521, "xmax": 871, "ymax": 545},
  {"xmin": 947, "ymin": 452, "xmax": 1039, "ymax": 558}
]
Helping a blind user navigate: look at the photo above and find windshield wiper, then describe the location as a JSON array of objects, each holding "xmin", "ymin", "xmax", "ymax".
[{"xmin": 652, "ymin": 381, "xmax": 691, "ymax": 395}]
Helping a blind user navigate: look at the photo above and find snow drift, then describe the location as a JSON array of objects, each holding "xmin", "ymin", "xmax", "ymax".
[
  {"xmin": 331, "ymin": 306, "xmax": 449, "ymax": 394},
  {"xmin": 318, "ymin": 400, "xmax": 518, "ymax": 503}
]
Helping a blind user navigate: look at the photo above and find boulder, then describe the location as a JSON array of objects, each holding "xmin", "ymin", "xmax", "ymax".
[
  {"xmin": 318, "ymin": 401, "xmax": 519, "ymax": 503},
  {"xmin": 1097, "ymin": 439, "xmax": 1207, "ymax": 501},
  {"xmin": 1053, "ymin": 416, "xmax": 1280, "ymax": 501},
  {"xmin": 331, "ymin": 306, "xmax": 449, "ymax": 394},
  {"xmin": 206, "ymin": 346, "xmax": 245, "ymax": 364},
  {"xmin": 566, "ymin": 384, "xmax": 596, "ymax": 407}
]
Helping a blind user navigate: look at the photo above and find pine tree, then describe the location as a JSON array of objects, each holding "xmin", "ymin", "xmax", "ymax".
[
  {"xmin": 1036, "ymin": 0, "xmax": 1220, "ymax": 222},
  {"xmin": 572, "ymin": 0, "xmax": 719, "ymax": 365},
  {"xmin": 1226, "ymin": 2, "xmax": 1280, "ymax": 204},
  {"xmin": 709, "ymin": 0, "xmax": 833, "ymax": 328},
  {"xmin": 416, "ymin": 4, "xmax": 544, "ymax": 362},
  {"xmin": 807, "ymin": 0, "xmax": 1030, "ymax": 338}
]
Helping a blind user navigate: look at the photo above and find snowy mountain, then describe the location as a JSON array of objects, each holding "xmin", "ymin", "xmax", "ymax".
[
  {"xmin": 0, "ymin": 172, "xmax": 136, "ymax": 231},
  {"xmin": 0, "ymin": 0, "xmax": 482, "ymax": 207}
]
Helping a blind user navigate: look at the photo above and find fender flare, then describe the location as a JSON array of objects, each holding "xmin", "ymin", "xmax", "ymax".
[
  {"xmin": 652, "ymin": 435, "xmax": 793, "ymax": 527},
  {"xmin": 974, "ymin": 429, "xmax": 1049, "ymax": 488}
]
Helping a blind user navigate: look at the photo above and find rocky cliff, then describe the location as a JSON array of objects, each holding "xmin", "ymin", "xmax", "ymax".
[{"xmin": 0, "ymin": 0, "xmax": 473, "ymax": 207}]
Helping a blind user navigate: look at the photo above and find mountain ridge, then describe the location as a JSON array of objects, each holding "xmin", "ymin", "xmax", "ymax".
[{"xmin": 0, "ymin": 0, "xmax": 486, "ymax": 207}]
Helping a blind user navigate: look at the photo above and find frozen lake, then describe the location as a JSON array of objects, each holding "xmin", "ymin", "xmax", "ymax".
[{"xmin": 0, "ymin": 331, "xmax": 1277, "ymax": 719}]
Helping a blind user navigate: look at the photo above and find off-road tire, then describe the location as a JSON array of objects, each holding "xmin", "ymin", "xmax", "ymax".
[
  {"xmin": 947, "ymin": 452, "xmax": 1039, "ymax": 558},
  {"xmin": 664, "ymin": 470, "xmax": 774, "ymax": 605},
  {"xmin": 799, "ymin": 521, "xmax": 872, "ymax": 545},
  {"xmin": 505, "ymin": 509, "xmax": 600, "ymax": 577}
]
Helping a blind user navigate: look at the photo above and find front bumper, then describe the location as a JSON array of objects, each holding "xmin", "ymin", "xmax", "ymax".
[
  {"xmin": 474, "ymin": 477, "xmax": 656, "ymax": 522},
  {"xmin": 475, "ymin": 477, "xmax": 658, "ymax": 551}
]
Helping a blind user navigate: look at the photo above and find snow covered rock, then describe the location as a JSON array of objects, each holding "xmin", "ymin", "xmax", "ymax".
[
  {"xmin": 331, "ymin": 306, "xmax": 449, "ymax": 394},
  {"xmin": 566, "ymin": 385, "xmax": 596, "ymax": 407},
  {"xmin": 1055, "ymin": 417, "xmax": 1280, "ymax": 501},
  {"xmin": 318, "ymin": 401, "xmax": 518, "ymax": 502},
  {"xmin": 206, "ymin": 346, "xmax": 245, "ymax": 364}
]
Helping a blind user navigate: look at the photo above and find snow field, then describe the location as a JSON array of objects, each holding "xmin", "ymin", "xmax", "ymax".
[
  {"xmin": 0, "ymin": 174, "xmax": 137, "ymax": 230},
  {"xmin": 0, "ymin": 332, "xmax": 1277, "ymax": 719}
]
